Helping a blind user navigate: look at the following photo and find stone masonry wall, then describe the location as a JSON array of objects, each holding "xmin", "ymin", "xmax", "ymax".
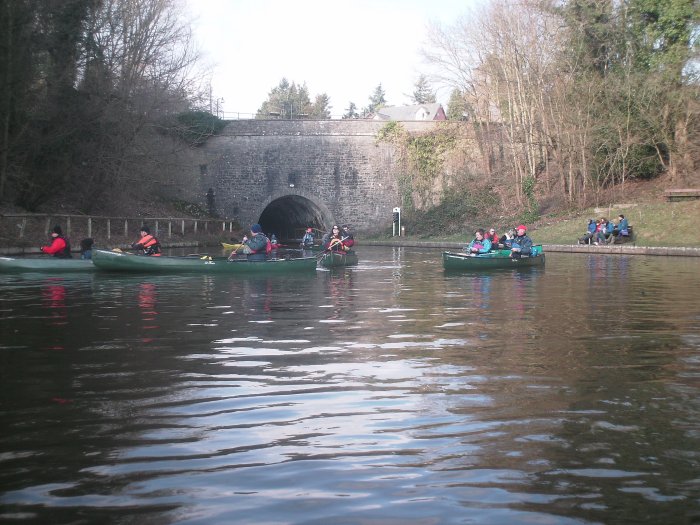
[{"xmin": 194, "ymin": 120, "xmax": 445, "ymax": 231}]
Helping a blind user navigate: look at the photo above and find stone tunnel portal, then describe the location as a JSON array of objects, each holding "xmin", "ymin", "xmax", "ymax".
[{"xmin": 256, "ymin": 195, "xmax": 333, "ymax": 242}]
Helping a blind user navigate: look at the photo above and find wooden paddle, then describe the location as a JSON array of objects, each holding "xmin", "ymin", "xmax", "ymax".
[
  {"xmin": 227, "ymin": 241, "xmax": 246, "ymax": 261},
  {"xmin": 316, "ymin": 239, "xmax": 344, "ymax": 260}
]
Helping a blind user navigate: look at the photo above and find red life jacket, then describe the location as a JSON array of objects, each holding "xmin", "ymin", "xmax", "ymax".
[
  {"xmin": 42, "ymin": 236, "xmax": 72, "ymax": 258},
  {"xmin": 137, "ymin": 234, "xmax": 161, "ymax": 256}
]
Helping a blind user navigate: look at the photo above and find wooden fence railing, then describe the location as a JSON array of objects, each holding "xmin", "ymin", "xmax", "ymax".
[{"xmin": 1, "ymin": 213, "xmax": 238, "ymax": 241}]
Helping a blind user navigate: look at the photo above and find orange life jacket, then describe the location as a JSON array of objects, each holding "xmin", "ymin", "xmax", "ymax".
[{"xmin": 137, "ymin": 234, "xmax": 161, "ymax": 256}]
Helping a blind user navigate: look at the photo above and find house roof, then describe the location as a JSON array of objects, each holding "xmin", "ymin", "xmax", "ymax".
[{"xmin": 373, "ymin": 103, "xmax": 445, "ymax": 121}]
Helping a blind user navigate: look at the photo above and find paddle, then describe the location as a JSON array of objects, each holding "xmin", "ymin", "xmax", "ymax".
[
  {"xmin": 316, "ymin": 238, "xmax": 343, "ymax": 259},
  {"xmin": 227, "ymin": 241, "xmax": 245, "ymax": 261}
]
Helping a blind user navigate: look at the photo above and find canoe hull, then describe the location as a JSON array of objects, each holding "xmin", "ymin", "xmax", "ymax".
[
  {"xmin": 318, "ymin": 251, "xmax": 359, "ymax": 268},
  {"xmin": 0, "ymin": 256, "xmax": 94, "ymax": 272},
  {"xmin": 221, "ymin": 242, "xmax": 243, "ymax": 252},
  {"xmin": 92, "ymin": 250, "xmax": 317, "ymax": 274},
  {"xmin": 442, "ymin": 250, "xmax": 545, "ymax": 271}
]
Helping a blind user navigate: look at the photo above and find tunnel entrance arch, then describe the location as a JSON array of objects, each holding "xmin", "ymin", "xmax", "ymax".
[{"xmin": 252, "ymin": 193, "xmax": 334, "ymax": 242}]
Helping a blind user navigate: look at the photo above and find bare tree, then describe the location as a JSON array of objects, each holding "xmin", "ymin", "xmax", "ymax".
[{"xmin": 72, "ymin": 0, "xmax": 206, "ymax": 207}]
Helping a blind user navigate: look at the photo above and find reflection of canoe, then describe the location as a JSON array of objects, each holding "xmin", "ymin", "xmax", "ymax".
[
  {"xmin": 318, "ymin": 250, "xmax": 359, "ymax": 268},
  {"xmin": 92, "ymin": 249, "xmax": 317, "ymax": 274},
  {"xmin": 442, "ymin": 246, "xmax": 545, "ymax": 271},
  {"xmin": 221, "ymin": 242, "xmax": 243, "ymax": 251},
  {"xmin": 0, "ymin": 256, "xmax": 95, "ymax": 272}
]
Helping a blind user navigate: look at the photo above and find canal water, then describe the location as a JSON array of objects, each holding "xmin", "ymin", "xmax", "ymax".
[{"xmin": 1, "ymin": 247, "xmax": 698, "ymax": 524}]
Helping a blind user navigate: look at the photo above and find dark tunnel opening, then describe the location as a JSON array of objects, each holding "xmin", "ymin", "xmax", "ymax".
[{"xmin": 256, "ymin": 196, "xmax": 332, "ymax": 242}]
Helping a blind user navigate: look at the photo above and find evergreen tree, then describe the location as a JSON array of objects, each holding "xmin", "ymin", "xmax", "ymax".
[
  {"xmin": 411, "ymin": 74, "xmax": 437, "ymax": 104},
  {"xmin": 559, "ymin": 0, "xmax": 618, "ymax": 76},
  {"xmin": 627, "ymin": 0, "xmax": 698, "ymax": 81},
  {"xmin": 446, "ymin": 89, "xmax": 468, "ymax": 120},
  {"xmin": 363, "ymin": 83, "xmax": 387, "ymax": 116},
  {"xmin": 256, "ymin": 78, "xmax": 318, "ymax": 119},
  {"xmin": 311, "ymin": 93, "xmax": 331, "ymax": 119},
  {"xmin": 342, "ymin": 102, "xmax": 359, "ymax": 119}
]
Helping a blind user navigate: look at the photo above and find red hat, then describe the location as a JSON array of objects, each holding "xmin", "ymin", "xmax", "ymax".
[{"xmin": 516, "ymin": 224, "xmax": 527, "ymax": 231}]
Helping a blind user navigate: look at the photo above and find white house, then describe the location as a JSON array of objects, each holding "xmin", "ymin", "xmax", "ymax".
[{"xmin": 373, "ymin": 103, "xmax": 447, "ymax": 121}]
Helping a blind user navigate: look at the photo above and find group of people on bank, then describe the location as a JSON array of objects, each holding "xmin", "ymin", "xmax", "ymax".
[
  {"xmin": 578, "ymin": 215, "xmax": 629, "ymax": 245},
  {"xmin": 463, "ymin": 224, "xmax": 534, "ymax": 258}
]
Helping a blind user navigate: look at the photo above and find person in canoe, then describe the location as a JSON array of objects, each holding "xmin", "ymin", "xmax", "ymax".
[
  {"xmin": 79, "ymin": 238, "xmax": 94, "ymax": 260},
  {"xmin": 499, "ymin": 228, "xmax": 516, "ymax": 248},
  {"xmin": 235, "ymin": 223, "xmax": 271, "ymax": 261},
  {"xmin": 464, "ymin": 229, "xmax": 492, "ymax": 256},
  {"xmin": 341, "ymin": 224, "xmax": 355, "ymax": 249},
  {"xmin": 484, "ymin": 228, "xmax": 499, "ymax": 248},
  {"xmin": 132, "ymin": 225, "xmax": 161, "ymax": 256},
  {"xmin": 510, "ymin": 225, "xmax": 533, "ymax": 258},
  {"xmin": 324, "ymin": 225, "xmax": 346, "ymax": 252},
  {"xmin": 40, "ymin": 225, "xmax": 72, "ymax": 258},
  {"xmin": 301, "ymin": 228, "xmax": 315, "ymax": 248}
]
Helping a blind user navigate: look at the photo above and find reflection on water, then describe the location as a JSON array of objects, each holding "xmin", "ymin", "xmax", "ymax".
[{"xmin": 0, "ymin": 249, "xmax": 699, "ymax": 524}]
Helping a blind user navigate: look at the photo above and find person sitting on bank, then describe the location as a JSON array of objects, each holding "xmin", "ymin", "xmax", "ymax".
[
  {"xmin": 579, "ymin": 219, "xmax": 597, "ymax": 245},
  {"xmin": 238, "ymin": 223, "xmax": 270, "ymax": 261},
  {"xmin": 593, "ymin": 218, "xmax": 607, "ymax": 245},
  {"xmin": 79, "ymin": 238, "xmax": 94, "ymax": 260},
  {"xmin": 464, "ymin": 228, "xmax": 492, "ymax": 256},
  {"xmin": 341, "ymin": 224, "xmax": 355, "ymax": 249},
  {"xmin": 324, "ymin": 225, "xmax": 345, "ymax": 252},
  {"xmin": 610, "ymin": 214, "xmax": 629, "ymax": 242},
  {"xmin": 510, "ymin": 224, "xmax": 533, "ymax": 258},
  {"xmin": 598, "ymin": 217, "xmax": 617, "ymax": 244},
  {"xmin": 132, "ymin": 225, "xmax": 161, "ymax": 256},
  {"xmin": 301, "ymin": 228, "xmax": 315, "ymax": 248},
  {"xmin": 40, "ymin": 225, "xmax": 72, "ymax": 258}
]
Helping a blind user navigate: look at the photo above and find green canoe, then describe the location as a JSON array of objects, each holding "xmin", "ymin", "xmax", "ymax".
[
  {"xmin": 318, "ymin": 250, "xmax": 359, "ymax": 268},
  {"xmin": 92, "ymin": 249, "xmax": 318, "ymax": 274},
  {"xmin": 442, "ymin": 246, "xmax": 545, "ymax": 271},
  {"xmin": 0, "ymin": 256, "xmax": 95, "ymax": 272}
]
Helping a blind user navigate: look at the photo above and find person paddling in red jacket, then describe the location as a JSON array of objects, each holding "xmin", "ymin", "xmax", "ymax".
[{"xmin": 40, "ymin": 225, "xmax": 72, "ymax": 258}]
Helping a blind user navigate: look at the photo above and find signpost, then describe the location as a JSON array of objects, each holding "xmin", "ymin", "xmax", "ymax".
[{"xmin": 392, "ymin": 207, "xmax": 401, "ymax": 237}]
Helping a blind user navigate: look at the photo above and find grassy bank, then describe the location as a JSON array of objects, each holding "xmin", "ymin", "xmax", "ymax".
[
  {"xmin": 531, "ymin": 200, "xmax": 699, "ymax": 247},
  {"xmin": 392, "ymin": 199, "xmax": 699, "ymax": 248}
]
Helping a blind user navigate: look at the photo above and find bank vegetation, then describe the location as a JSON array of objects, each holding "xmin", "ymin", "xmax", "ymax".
[
  {"xmin": 0, "ymin": 0, "xmax": 223, "ymax": 215},
  {"xmin": 0, "ymin": 0, "xmax": 698, "ymax": 235},
  {"xmin": 393, "ymin": 0, "xmax": 699, "ymax": 235}
]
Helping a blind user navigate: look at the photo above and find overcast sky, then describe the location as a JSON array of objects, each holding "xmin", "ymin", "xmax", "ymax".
[{"xmin": 186, "ymin": 0, "xmax": 483, "ymax": 118}]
